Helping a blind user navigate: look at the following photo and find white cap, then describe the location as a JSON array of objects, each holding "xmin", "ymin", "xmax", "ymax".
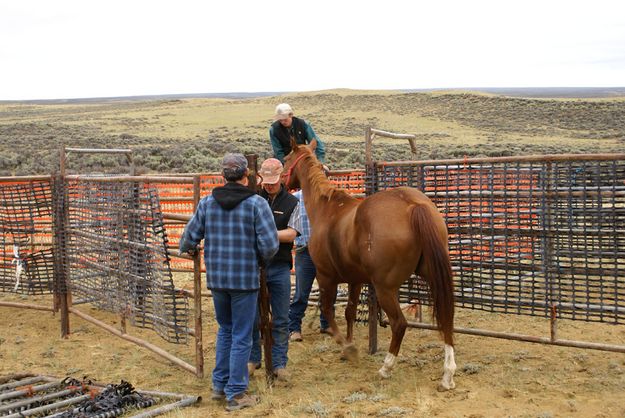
[{"xmin": 274, "ymin": 103, "xmax": 293, "ymax": 120}]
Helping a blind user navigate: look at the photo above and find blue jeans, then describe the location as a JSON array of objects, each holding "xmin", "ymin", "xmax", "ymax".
[
  {"xmin": 250, "ymin": 262, "xmax": 291, "ymax": 370},
  {"xmin": 212, "ymin": 289, "xmax": 258, "ymax": 401},
  {"xmin": 288, "ymin": 248, "xmax": 330, "ymax": 333}
]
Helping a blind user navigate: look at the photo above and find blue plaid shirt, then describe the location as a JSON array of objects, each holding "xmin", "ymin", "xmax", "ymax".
[
  {"xmin": 288, "ymin": 190, "xmax": 310, "ymax": 248},
  {"xmin": 179, "ymin": 193, "xmax": 279, "ymax": 291}
]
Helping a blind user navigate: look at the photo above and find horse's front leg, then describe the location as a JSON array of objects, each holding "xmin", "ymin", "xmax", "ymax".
[
  {"xmin": 319, "ymin": 281, "xmax": 341, "ymax": 340},
  {"xmin": 345, "ymin": 283, "xmax": 362, "ymax": 344},
  {"xmin": 319, "ymin": 280, "xmax": 358, "ymax": 361}
]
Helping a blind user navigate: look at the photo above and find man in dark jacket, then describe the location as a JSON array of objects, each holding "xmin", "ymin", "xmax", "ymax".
[
  {"xmin": 249, "ymin": 157, "xmax": 299, "ymax": 381},
  {"xmin": 269, "ymin": 103, "xmax": 326, "ymax": 163},
  {"xmin": 180, "ymin": 153, "xmax": 278, "ymax": 412}
]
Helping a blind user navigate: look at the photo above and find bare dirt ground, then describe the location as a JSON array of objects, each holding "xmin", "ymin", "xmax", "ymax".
[{"xmin": 1, "ymin": 280, "xmax": 624, "ymax": 418}]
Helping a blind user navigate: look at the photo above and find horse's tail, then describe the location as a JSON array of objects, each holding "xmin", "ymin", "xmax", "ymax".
[{"xmin": 411, "ymin": 204, "xmax": 455, "ymax": 346}]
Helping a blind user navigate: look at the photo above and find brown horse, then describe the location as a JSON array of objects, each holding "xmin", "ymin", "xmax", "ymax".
[{"xmin": 282, "ymin": 140, "xmax": 457, "ymax": 390}]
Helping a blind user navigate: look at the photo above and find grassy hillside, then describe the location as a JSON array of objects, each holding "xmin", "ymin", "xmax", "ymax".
[{"xmin": 1, "ymin": 89, "xmax": 624, "ymax": 175}]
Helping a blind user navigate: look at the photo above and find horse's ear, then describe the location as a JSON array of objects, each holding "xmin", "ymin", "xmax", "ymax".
[{"xmin": 290, "ymin": 136, "xmax": 298, "ymax": 152}]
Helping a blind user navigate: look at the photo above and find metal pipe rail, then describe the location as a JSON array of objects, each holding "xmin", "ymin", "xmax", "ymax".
[
  {"xmin": 0, "ymin": 301, "xmax": 55, "ymax": 311},
  {"xmin": 64, "ymin": 147, "xmax": 132, "ymax": 154},
  {"xmin": 0, "ymin": 175, "xmax": 52, "ymax": 181},
  {"xmin": 378, "ymin": 153, "xmax": 625, "ymax": 167},
  {"xmin": 396, "ymin": 319, "xmax": 625, "ymax": 354},
  {"xmin": 64, "ymin": 175, "xmax": 195, "ymax": 183}
]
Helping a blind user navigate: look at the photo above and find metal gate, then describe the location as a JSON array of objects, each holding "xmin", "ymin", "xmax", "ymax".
[{"xmin": 365, "ymin": 127, "xmax": 625, "ymax": 353}]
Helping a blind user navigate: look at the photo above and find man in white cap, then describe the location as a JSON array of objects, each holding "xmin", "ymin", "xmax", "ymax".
[{"xmin": 269, "ymin": 103, "xmax": 326, "ymax": 164}]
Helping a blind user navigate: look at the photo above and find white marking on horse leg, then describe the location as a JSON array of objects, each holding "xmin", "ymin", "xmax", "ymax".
[
  {"xmin": 378, "ymin": 353, "xmax": 396, "ymax": 379},
  {"xmin": 440, "ymin": 344, "xmax": 457, "ymax": 390}
]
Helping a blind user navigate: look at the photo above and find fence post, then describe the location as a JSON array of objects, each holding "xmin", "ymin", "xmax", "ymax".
[
  {"xmin": 365, "ymin": 142, "xmax": 379, "ymax": 353},
  {"xmin": 54, "ymin": 146, "xmax": 71, "ymax": 338},
  {"xmin": 543, "ymin": 161, "xmax": 558, "ymax": 340},
  {"xmin": 192, "ymin": 175, "xmax": 204, "ymax": 378},
  {"xmin": 246, "ymin": 154, "xmax": 274, "ymax": 382}
]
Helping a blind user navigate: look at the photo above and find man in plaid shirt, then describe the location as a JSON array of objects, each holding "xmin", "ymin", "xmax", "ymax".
[
  {"xmin": 180, "ymin": 153, "xmax": 278, "ymax": 412},
  {"xmin": 287, "ymin": 188, "xmax": 333, "ymax": 342}
]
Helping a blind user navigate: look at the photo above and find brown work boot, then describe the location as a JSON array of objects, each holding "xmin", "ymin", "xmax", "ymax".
[
  {"xmin": 210, "ymin": 388, "xmax": 225, "ymax": 401},
  {"xmin": 225, "ymin": 393, "xmax": 259, "ymax": 411},
  {"xmin": 289, "ymin": 331, "xmax": 303, "ymax": 342},
  {"xmin": 273, "ymin": 368, "xmax": 290, "ymax": 382}
]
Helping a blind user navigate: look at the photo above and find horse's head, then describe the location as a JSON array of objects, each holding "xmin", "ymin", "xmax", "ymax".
[{"xmin": 282, "ymin": 137, "xmax": 313, "ymax": 189}]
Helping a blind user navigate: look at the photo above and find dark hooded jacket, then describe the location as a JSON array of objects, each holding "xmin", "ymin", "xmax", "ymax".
[
  {"xmin": 179, "ymin": 181, "xmax": 279, "ymax": 291},
  {"xmin": 260, "ymin": 184, "xmax": 298, "ymax": 269}
]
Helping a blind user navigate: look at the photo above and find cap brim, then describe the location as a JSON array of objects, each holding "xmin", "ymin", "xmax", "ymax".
[
  {"xmin": 274, "ymin": 114, "xmax": 290, "ymax": 121},
  {"xmin": 261, "ymin": 175, "xmax": 281, "ymax": 184}
]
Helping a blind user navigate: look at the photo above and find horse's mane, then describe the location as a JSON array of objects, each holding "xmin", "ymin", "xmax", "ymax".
[{"xmin": 297, "ymin": 150, "xmax": 352, "ymax": 204}]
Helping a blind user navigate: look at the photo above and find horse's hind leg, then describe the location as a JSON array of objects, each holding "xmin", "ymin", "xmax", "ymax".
[
  {"xmin": 374, "ymin": 287, "xmax": 407, "ymax": 378},
  {"xmin": 416, "ymin": 263, "xmax": 456, "ymax": 391},
  {"xmin": 440, "ymin": 344, "xmax": 456, "ymax": 391}
]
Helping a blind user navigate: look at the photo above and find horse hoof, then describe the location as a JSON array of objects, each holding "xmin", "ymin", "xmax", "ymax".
[
  {"xmin": 378, "ymin": 367, "xmax": 391, "ymax": 379},
  {"xmin": 340, "ymin": 344, "xmax": 359, "ymax": 362},
  {"xmin": 437, "ymin": 381, "xmax": 456, "ymax": 392}
]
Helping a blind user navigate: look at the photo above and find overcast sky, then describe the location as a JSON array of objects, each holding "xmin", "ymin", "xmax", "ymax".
[{"xmin": 1, "ymin": 0, "xmax": 624, "ymax": 100}]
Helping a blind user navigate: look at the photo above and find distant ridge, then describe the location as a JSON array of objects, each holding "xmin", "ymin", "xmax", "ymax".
[
  {"xmin": 4, "ymin": 87, "xmax": 625, "ymax": 104},
  {"xmin": 2, "ymin": 91, "xmax": 286, "ymax": 104},
  {"xmin": 404, "ymin": 87, "xmax": 625, "ymax": 98}
]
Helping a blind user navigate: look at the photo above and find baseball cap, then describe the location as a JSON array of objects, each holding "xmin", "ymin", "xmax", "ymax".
[
  {"xmin": 274, "ymin": 103, "xmax": 293, "ymax": 121},
  {"xmin": 222, "ymin": 153, "xmax": 248, "ymax": 180},
  {"xmin": 259, "ymin": 158, "xmax": 284, "ymax": 185}
]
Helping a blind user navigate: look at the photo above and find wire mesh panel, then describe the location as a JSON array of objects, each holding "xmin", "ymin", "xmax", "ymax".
[
  {"xmin": 366, "ymin": 155, "xmax": 625, "ymax": 324},
  {"xmin": 0, "ymin": 179, "xmax": 55, "ymax": 294},
  {"xmin": 156, "ymin": 175, "xmax": 225, "ymax": 271},
  {"xmin": 60, "ymin": 178, "xmax": 189, "ymax": 343},
  {"xmin": 545, "ymin": 160, "xmax": 625, "ymax": 323}
]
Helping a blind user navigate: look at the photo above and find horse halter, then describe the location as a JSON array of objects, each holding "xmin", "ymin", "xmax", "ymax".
[{"xmin": 281, "ymin": 153, "xmax": 307, "ymax": 189}]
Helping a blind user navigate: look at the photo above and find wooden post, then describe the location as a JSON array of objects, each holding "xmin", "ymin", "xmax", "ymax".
[
  {"xmin": 364, "ymin": 128, "xmax": 418, "ymax": 354},
  {"xmin": 543, "ymin": 161, "xmax": 558, "ymax": 337},
  {"xmin": 368, "ymin": 286, "xmax": 378, "ymax": 354},
  {"xmin": 55, "ymin": 146, "xmax": 71, "ymax": 338},
  {"xmin": 192, "ymin": 175, "xmax": 204, "ymax": 378},
  {"xmin": 364, "ymin": 129, "xmax": 377, "ymax": 354},
  {"xmin": 246, "ymin": 154, "xmax": 274, "ymax": 383},
  {"xmin": 258, "ymin": 266, "xmax": 273, "ymax": 383},
  {"xmin": 550, "ymin": 304, "xmax": 558, "ymax": 342},
  {"xmin": 365, "ymin": 127, "xmax": 373, "ymax": 166}
]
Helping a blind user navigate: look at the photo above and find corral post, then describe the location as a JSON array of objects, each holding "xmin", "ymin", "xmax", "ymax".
[
  {"xmin": 55, "ymin": 146, "xmax": 71, "ymax": 338},
  {"xmin": 192, "ymin": 175, "xmax": 204, "ymax": 378},
  {"xmin": 368, "ymin": 289, "xmax": 379, "ymax": 354},
  {"xmin": 246, "ymin": 154, "xmax": 274, "ymax": 383},
  {"xmin": 246, "ymin": 154, "xmax": 258, "ymax": 188},
  {"xmin": 543, "ymin": 161, "xmax": 558, "ymax": 341},
  {"xmin": 365, "ymin": 127, "xmax": 372, "ymax": 166},
  {"xmin": 364, "ymin": 131, "xmax": 379, "ymax": 353}
]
